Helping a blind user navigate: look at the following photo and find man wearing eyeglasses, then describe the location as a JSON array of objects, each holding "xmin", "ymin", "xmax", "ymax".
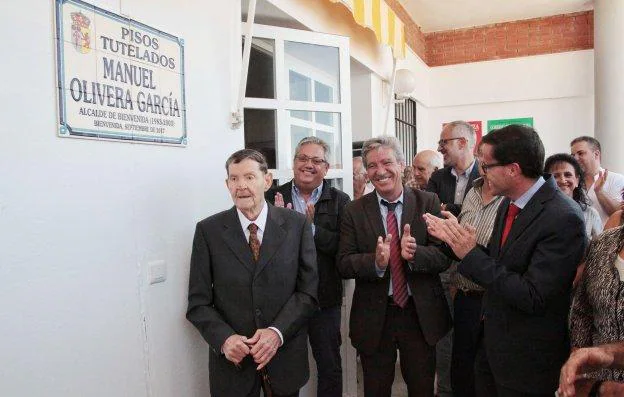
[
  {"xmin": 424, "ymin": 125, "xmax": 586, "ymax": 397},
  {"xmin": 427, "ymin": 120, "xmax": 480, "ymax": 397},
  {"xmin": 427, "ymin": 121, "xmax": 480, "ymax": 217},
  {"xmin": 267, "ymin": 136, "xmax": 350, "ymax": 397}
]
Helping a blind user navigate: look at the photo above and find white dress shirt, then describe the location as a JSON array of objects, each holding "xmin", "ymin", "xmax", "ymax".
[
  {"xmin": 374, "ymin": 190, "xmax": 413, "ymax": 296},
  {"xmin": 236, "ymin": 201, "xmax": 283, "ymax": 345}
]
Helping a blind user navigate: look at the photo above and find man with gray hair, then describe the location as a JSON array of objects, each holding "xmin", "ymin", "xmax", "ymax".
[
  {"xmin": 412, "ymin": 150, "xmax": 443, "ymax": 190},
  {"xmin": 428, "ymin": 121, "xmax": 480, "ymax": 216},
  {"xmin": 338, "ymin": 136, "xmax": 451, "ymax": 397},
  {"xmin": 427, "ymin": 121, "xmax": 480, "ymax": 397},
  {"xmin": 266, "ymin": 136, "xmax": 350, "ymax": 397},
  {"xmin": 187, "ymin": 149, "xmax": 318, "ymax": 397}
]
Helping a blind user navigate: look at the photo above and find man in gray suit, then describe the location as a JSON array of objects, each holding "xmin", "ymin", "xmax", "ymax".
[{"xmin": 186, "ymin": 149, "xmax": 318, "ymax": 397}]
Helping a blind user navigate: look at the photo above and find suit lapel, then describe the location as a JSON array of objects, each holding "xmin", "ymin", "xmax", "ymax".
[
  {"xmin": 363, "ymin": 192, "xmax": 386, "ymax": 238},
  {"xmin": 254, "ymin": 205, "xmax": 286, "ymax": 279},
  {"xmin": 445, "ymin": 168, "xmax": 457, "ymax": 199},
  {"xmin": 222, "ymin": 207, "xmax": 256, "ymax": 274},
  {"xmin": 500, "ymin": 200, "xmax": 543, "ymax": 256},
  {"xmin": 401, "ymin": 187, "xmax": 416, "ymax": 231},
  {"xmin": 490, "ymin": 199, "xmax": 508, "ymax": 257},
  {"xmin": 500, "ymin": 178, "xmax": 555, "ymax": 256}
]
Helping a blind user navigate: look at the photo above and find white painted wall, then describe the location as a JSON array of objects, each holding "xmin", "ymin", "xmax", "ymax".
[
  {"xmin": 419, "ymin": 50, "xmax": 595, "ymax": 155},
  {"xmin": 594, "ymin": 0, "xmax": 624, "ymax": 171},
  {"xmin": 0, "ymin": 1, "xmax": 241, "ymax": 396}
]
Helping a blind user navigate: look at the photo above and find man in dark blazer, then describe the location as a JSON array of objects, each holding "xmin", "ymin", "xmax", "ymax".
[
  {"xmin": 187, "ymin": 149, "xmax": 318, "ymax": 397},
  {"xmin": 338, "ymin": 136, "xmax": 452, "ymax": 397},
  {"xmin": 424, "ymin": 125, "xmax": 587, "ymax": 397},
  {"xmin": 426, "ymin": 120, "xmax": 479, "ymax": 397},
  {"xmin": 266, "ymin": 137, "xmax": 350, "ymax": 397},
  {"xmin": 427, "ymin": 120, "xmax": 480, "ymax": 217}
]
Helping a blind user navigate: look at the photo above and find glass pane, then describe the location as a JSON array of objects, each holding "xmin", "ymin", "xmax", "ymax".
[
  {"xmin": 314, "ymin": 81, "xmax": 333, "ymax": 103},
  {"xmin": 291, "ymin": 110, "xmax": 311, "ymax": 121},
  {"xmin": 315, "ymin": 111, "xmax": 334, "ymax": 127},
  {"xmin": 285, "ymin": 41, "xmax": 340, "ymax": 104},
  {"xmin": 244, "ymin": 108, "xmax": 276, "ymax": 168},
  {"xmin": 287, "ymin": 110, "xmax": 342, "ymax": 169},
  {"xmin": 291, "ymin": 125, "xmax": 313, "ymax": 157},
  {"xmin": 244, "ymin": 37, "xmax": 275, "ymax": 99},
  {"xmin": 289, "ymin": 70, "xmax": 311, "ymax": 101}
]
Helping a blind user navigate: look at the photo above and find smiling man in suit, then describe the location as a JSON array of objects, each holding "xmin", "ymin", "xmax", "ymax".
[
  {"xmin": 186, "ymin": 149, "xmax": 318, "ymax": 397},
  {"xmin": 338, "ymin": 136, "xmax": 451, "ymax": 397},
  {"xmin": 424, "ymin": 125, "xmax": 587, "ymax": 397},
  {"xmin": 428, "ymin": 121, "xmax": 480, "ymax": 216},
  {"xmin": 267, "ymin": 137, "xmax": 350, "ymax": 397}
]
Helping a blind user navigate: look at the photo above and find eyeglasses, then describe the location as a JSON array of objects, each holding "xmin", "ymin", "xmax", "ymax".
[
  {"xmin": 295, "ymin": 155, "xmax": 327, "ymax": 166},
  {"xmin": 481, "ymin": 162, "xmax": 506, "ymax": 172},
  {"xmin": 437, "ymin": 137, "xmax": 464, "ymax": 147}
]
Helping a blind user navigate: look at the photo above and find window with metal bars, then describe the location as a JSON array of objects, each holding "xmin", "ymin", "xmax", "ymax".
[{"xmin": 395, "ymin": 98, "xmax": 417, "ymax": 165}]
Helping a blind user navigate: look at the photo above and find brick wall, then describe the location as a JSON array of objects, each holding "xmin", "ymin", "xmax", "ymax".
[{"xmin": 425, "ymin": 11, "xmax": 594, "ymax": 67}]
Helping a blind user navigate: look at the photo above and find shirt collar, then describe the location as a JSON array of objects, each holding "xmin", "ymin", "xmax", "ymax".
[
  {"xmin": 292, "ymin": 180, "xmax": 324, "ymax": 202},
  {"xmin": 237, "ymin": 200, "xmax": 268, "ymax": 232},
  {"xmin": 512, "ymin": 176, "xmax": 545, "ymax": 209},
  {"xmin": 375, "ymin": 189, "xmax": 404, "ymax": 206},
  {"xmin": 451, "ymin": 159, "xmax": 476, "ymax": 178}
]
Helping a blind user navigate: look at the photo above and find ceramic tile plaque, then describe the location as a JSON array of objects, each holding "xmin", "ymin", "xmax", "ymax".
[{"xmin": 55, "ymin": 0, "xmax": 187, "ymax": 145}]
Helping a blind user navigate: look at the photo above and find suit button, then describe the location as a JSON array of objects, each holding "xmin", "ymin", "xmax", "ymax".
[{"xmin": 255, "ymin": 309, "xmax": 261, "ymax": 317}]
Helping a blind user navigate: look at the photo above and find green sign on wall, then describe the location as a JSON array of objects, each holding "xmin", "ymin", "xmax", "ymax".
[{"xmin": 487, "ymin": 117, "xmax": 534, "ymax": 132}]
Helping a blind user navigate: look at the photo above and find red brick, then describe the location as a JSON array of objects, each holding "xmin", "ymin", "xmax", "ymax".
[{"xmin": 419, "ymin": 10, "xmax": 593, "ymax": 66}]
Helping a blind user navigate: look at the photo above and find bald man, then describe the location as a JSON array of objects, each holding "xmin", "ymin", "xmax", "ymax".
[{"xmin": 412, "ymin": 150, "xmax": 443, "ymax": 190}]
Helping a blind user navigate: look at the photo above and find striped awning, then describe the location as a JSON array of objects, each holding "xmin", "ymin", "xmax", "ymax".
[{"xmin": 329, "ymin": 0, "xmax": 406, "ymax": 58}]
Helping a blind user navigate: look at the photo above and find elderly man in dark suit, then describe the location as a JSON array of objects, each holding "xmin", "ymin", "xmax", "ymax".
[
  {"xmin": 186, "ymin": 149, "xmax": 318, "ymax": 397},
  {"xmin": 338, "ymin": 136, "xmax": 451, "ymax": 397},
  {"xmin": 267, "ymin": 137, "xmax": 350, "ymax": 397},
  {"xmin": 425, "ymin": 125, "xmax": 587, "ymax": 397}
]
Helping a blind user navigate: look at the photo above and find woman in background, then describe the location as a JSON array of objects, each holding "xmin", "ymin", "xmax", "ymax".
[
  {"xmin": 569, "ymin": 213, "xmax": 624, "ymax": 396},
  {"xmin": 545, "ymin": 154, "xmax": 602, "ymax": 239}
]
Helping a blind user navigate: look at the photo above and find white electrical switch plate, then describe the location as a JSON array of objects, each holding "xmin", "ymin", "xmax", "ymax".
[{"xmin": 149, "ymin": 260, "xmax": 167, "ymax": 285}]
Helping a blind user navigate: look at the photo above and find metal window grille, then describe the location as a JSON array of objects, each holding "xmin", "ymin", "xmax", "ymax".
[{"xmin": 395, "ymin": 98, "xmax": 417, "ymax": 165}]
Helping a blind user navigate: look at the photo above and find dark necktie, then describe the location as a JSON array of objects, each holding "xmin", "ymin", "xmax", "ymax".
[
  {"xmin": 248, "ymin": 223, "xmax": 261, "ymax": 262},
  {"xmin": 381, "ymin": 200, "xmax": 408, "ymax": 308},
  {"xmin": 501, "ymin": 203, "xmax": 520, "ymax": 246}
]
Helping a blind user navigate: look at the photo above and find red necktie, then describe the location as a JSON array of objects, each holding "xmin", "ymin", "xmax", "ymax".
[
  {"xmin": 381, "ymin": 200, "xmax": 408, "ymax": 308},
  {"xmin": 248, "ymin": 223, "xmax": 261, "ymax": 262},
  {"xmin": 501, "ymin": 203, "xmax": 520, "ymax": 247}
]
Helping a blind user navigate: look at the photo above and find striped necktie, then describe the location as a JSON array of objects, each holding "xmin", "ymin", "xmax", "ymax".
[{"xmin": 381, "ymin": 200, "xmax": 408, "ymax": 308}]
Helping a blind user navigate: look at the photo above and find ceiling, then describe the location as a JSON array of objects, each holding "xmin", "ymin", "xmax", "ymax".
[{"xmin": 397, "ymin": 0, "xmax": 594, "ymax": 33}]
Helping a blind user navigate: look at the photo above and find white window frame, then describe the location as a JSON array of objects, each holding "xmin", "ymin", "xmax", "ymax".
[{"xmin": 243, "ymin": 23, "xmax": 352, "ymax": 194}]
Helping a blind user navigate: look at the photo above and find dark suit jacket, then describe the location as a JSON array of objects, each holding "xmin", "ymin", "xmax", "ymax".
[
  {"xmin": 186, "ymin": 205, "xmax": 318, "ymax": 397},
  {"xmin": 337, "ymin": 187, "xmax": 452, "ymax": 355},
  {"xmin": 458, "ymin": 176, "xmax": 586, "ymax": 394},
  {"xmin": 426, "ymin": 160, "xmax": 480, "ymax": 216},
  {"xmin": 267, "ymin": 181, "xmax": 350, "ymax": 308}
]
